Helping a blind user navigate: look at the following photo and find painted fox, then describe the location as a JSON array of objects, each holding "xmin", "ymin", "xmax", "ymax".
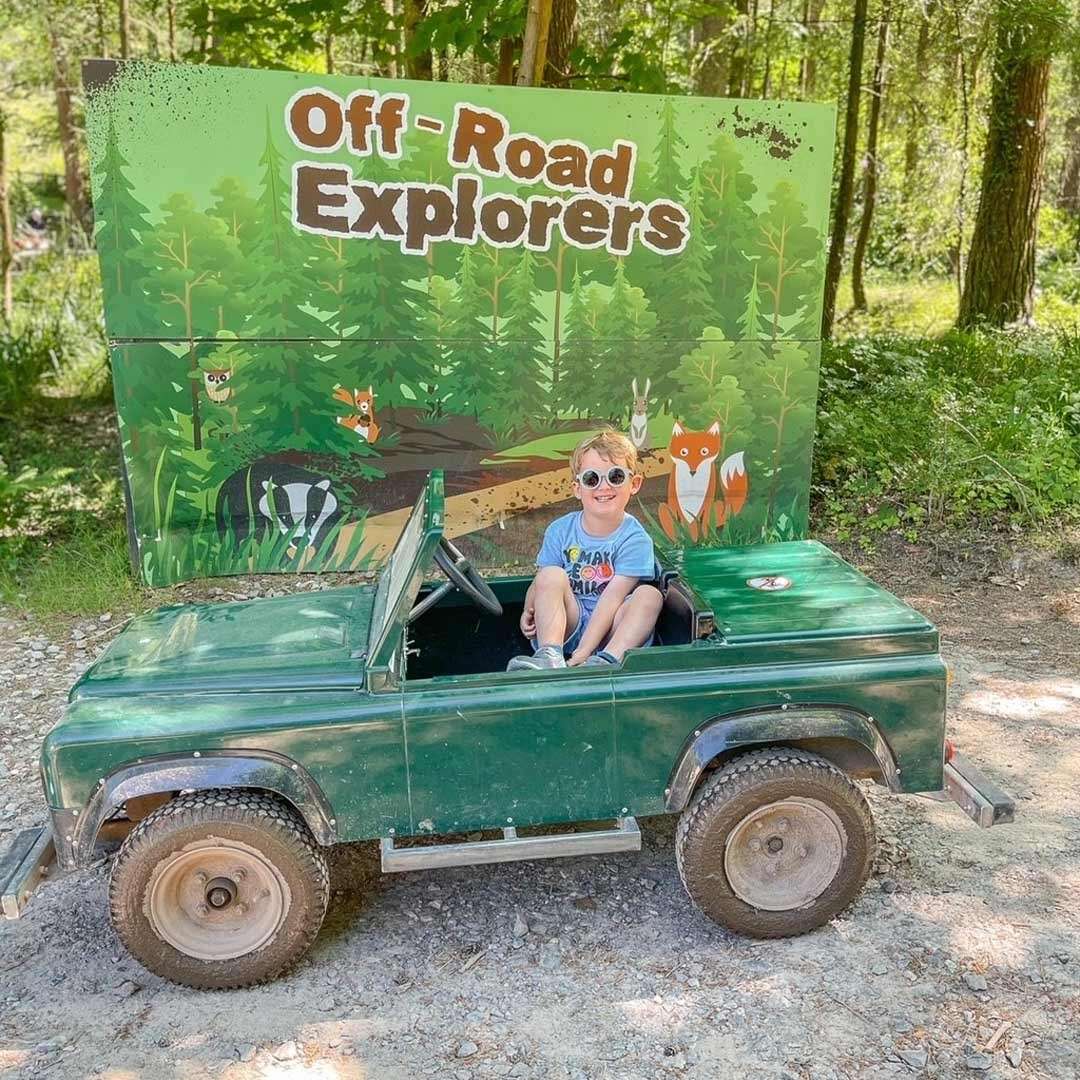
[
  {"xmin": 658, "ymin": 421, "xmax": 749, "ymax": 541},
  {"xmin": 333, "ymin": 385, "xmax": 380, "ymax": 443}
]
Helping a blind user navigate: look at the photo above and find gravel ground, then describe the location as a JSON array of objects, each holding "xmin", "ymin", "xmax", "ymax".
[{"xmin": 0, "ymin": 540, "xmax": 1077, "ymax": 1080}]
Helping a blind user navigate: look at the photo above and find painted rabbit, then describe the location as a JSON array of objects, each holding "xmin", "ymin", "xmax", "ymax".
[{"xmin": 629, "ymin": 377, "xmax": 650, "ymax": 453}]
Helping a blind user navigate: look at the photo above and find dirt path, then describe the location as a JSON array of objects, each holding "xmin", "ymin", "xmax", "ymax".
[
  {"xmin": 343, "ymin": 452, "xmax": 671, "ymax": 564},
  {"xmin": 1, "ymin": 539, "xmax": 1077, "ymax": 1080}
]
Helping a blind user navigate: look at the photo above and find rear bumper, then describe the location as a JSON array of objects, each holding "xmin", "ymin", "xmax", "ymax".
[
  {"xmin": 1, "ymin": 826, "xmax": 57, "ymax": 920},
  {"xmin": 944, "ymin": 753, "xmax": 1015, "ymax": 828}
]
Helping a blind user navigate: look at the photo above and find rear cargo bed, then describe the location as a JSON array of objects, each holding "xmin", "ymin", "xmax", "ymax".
[{"xmin": 672, "ymin": 540, "xmax": 937, "ymax": 653}]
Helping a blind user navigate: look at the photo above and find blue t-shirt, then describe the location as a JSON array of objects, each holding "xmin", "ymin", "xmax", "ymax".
[{"xmin": 537, "ymin": 511, "xmax": 655, "ymax": 614}]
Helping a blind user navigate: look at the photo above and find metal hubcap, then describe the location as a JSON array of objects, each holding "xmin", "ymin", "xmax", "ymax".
[
  {"xmin": 145, "ymin": 839, "xmax": 291, "ymax": 961},
  {"xmin": 724, "ymin": 798, "xmax": 847, "ymax": 911}
]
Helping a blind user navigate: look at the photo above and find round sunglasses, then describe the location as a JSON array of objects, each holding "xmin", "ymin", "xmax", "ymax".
[{"xmin": 576, "ymin": 466, "xmax": 630, "ymax": 489}]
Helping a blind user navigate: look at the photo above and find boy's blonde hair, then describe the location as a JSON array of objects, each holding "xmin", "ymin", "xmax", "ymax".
[{"xmin": 570, "ymin": 429, "xmax": 639, "ymax": 476}]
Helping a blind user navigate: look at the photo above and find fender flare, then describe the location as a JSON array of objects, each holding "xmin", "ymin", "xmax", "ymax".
[
  {"xmin": 51, "ymin": 750, "xmax": 338, "ymax": 871},
  {"xmin": 663, "ymin": 706, "xmax": 901, "ymax": 813}
]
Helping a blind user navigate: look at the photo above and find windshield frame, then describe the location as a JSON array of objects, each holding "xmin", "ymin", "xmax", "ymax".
[{"xmin": 365, "ymin": 470, "xmax": 445, "ymax": 690}]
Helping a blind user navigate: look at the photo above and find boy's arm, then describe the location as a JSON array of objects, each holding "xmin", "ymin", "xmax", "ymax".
[{"xmin": 567, "ymin": 575, "xmax": 638, "ymax": 665}]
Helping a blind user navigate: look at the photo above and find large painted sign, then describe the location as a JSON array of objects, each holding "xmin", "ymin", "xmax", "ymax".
[{"xmin": 84, "ymin": 60, "xmax": 835, "ymax": 586}]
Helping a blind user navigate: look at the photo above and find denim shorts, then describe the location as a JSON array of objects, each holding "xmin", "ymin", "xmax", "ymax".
[{"xmin": 532, "ymin": 593, "xmax": 653, "ymax": 657}]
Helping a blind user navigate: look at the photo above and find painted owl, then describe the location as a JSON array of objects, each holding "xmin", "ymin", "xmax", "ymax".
[{"xmin": 203, "ymin": 368, "xmax": 233, "ymax": 403}]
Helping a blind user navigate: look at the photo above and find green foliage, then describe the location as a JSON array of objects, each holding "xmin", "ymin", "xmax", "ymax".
[
  {"xmin": 815, "ymin": 329, "xmax": 1080, "ymax": 538},
  {"xmin": 670, "ymin": 328, "xmax": 755, "ymax": 439}
]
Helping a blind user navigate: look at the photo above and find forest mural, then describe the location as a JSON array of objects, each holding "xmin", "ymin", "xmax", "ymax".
[{"xmin": 84, "ymin": 60, "xmax": 834, "ymax": 586}]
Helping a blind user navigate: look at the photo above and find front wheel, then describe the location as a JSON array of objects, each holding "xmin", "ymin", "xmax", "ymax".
[
  {"xmin": 109, "ymin": 790, "xmax": 329, "ymax": 989},
  {"xmin": 676, "ymin": 748, "xmax": 875, "ymax": 938}
]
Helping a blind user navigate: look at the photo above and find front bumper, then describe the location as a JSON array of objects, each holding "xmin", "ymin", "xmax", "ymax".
[{"xmin": 944, "ymin": 752, "xmax": 1015, "ymax": 827}]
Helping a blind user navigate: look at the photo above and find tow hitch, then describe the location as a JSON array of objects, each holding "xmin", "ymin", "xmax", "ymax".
[{"xmin": 944, "ymin": 752, "xmax": 1015, "ymax": 828}]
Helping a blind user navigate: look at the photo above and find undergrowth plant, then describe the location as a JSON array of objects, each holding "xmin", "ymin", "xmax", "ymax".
[{"xmin": 814, "ymin": 328, "xmax": 1080, "ymax": 542}]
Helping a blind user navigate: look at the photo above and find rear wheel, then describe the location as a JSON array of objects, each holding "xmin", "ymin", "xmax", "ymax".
[
  {"xmin": 676, "ymin": 748, "xmax": 875, "ymax": 938},
  {"xmin": 109, "ymin": 790, "xmax": 329, "ymax": 989}
]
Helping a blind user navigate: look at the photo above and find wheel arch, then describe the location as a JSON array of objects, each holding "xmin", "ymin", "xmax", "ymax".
[
  {"xmin": 664, "ymin": 705, "xmax": 901, "ymax": 813},
  {"xmin": 52, "ymin": 750, "xmax": 338, "ymax": 871}
]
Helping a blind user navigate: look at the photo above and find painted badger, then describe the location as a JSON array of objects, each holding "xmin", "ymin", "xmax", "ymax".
[{"xmin": 215, "ymin": 462, "xmax": 342, "ymax": 553}]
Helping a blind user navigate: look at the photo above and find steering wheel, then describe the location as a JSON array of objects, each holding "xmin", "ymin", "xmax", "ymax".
[{"xmin": 409, "ymin": 537, "xmax": 503, "ymax": 620}]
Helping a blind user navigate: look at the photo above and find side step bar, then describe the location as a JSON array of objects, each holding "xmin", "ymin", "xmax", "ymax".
[
  {"xmin": 382, "ymin": 817, "xmax": 641, "ymax": 873},
  {"xmin": 944, "ymin": 753, "xmax": 1015, "ymax": 828},
  {"xmin": 1, "ymin": 827, "xmax": 57, "ymax": 920}
]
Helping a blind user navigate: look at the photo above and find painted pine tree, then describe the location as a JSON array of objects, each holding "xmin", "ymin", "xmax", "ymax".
[
  {"xmin": 645, "ymin": 165, "xmax": 713, "ymax": 350},
  {"xmin": 555, "ymin": 266, "xmax": 607, "ymax": 417},
  {"xmin": 593, "ymin": 260, "xmax": 658, "ymax": 420},
  {"xmin": 402, "ymin": 127, "xmax": 461, "ymax": 283},
  {"xmin": 323, "ymin": 150, "xmax": 441, "ymax": 411},
  {"xmin": 751, "ymin": 182, "xmax": 822, "ymax": 339},
  {"xmin": 750, "ymin": 341, "xmax": 819, "ymax": 535},
  {"xmin": 698, "ymin": 133, "xmax": 759, "ymax": 339},
  {"xmin": 670, "ymin": 327, "xmax": 756, "ymax": 441},
  {"xmin": 442, "ymin": 245, "xmax": 498, "ymax": 421},
  {"xmin": 242, "ymin": 117, "xmax": 337, "ymax": 450},
  {"xmin": 139, "ymin": 192, "xmax": 241, "ymax": 451},
  {"xmin": 628, "ymin": 97, "xmax": 690, "ymax": 342},
  {"xmin": 206, "ymin": 177, "xmax": 259, "ymax": 334},
  {"xmin": 94, "ymin": 113, "xmax": 154, "ymax": 338},
  {"xmin": 498, "ymin": 248, "xmax": 548, "ymax": 427}
]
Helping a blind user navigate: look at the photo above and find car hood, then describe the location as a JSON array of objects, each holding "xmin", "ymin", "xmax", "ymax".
[{"xmin": 71, "ymin": 585, "xmax": 376, "ymax": 698}]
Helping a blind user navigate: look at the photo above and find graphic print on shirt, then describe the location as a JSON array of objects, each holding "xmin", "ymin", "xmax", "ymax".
[{"xmin": 564, "ymin": 544, "xmax": 616, "ymax": 598}]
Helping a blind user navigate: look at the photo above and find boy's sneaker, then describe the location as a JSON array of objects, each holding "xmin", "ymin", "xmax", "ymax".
[
  {"xmin": 507, "ymin": 645, "xmax": 566, "ymax": 671},
  {"xmin": 582, "ymin": 650, "xmax": 618, "ymax": 667}
]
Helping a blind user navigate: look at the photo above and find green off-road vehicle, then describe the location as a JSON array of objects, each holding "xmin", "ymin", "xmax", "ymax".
[{"xmin": 1, "ymin": 471, "xmax": 1013, "ymax": 988}]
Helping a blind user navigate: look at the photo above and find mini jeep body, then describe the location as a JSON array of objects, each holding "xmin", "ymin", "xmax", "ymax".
[{"xmin": 2, "ymin": 471, "xmax": 1013, "ymax": 988}]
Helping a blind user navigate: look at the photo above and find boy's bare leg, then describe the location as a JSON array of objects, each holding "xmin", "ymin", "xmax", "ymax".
[
  {"xmin": 601, "ymin": 585, "xmax": 663, "ymax": 660},
  {"xmin": 533, "ymin": 565, "xmax": 580, "ymax": 648}
]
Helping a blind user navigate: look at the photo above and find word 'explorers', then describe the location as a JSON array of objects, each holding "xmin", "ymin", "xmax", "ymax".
[{"xmin": 286, "ymin": 88, "xmax": 691, "ymax": 257}]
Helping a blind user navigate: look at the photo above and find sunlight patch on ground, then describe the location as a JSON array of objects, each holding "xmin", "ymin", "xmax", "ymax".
[
  {"xmin": 244, "ymin": 1060, "xmax": 365, "ymax": 1080},
  {"xmin": 958, "ymin": 676, "xmax": 1080, "ymax": 723}
]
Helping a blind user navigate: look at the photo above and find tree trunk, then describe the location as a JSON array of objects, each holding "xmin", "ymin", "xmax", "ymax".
[
  {"xmin": 759, "ymin": 0, "xmax": 777, "ymax": 97},
  {"xmin": 545, "ymin": 0, "xmax": 576, "ymax": 87},
  {"xmin": 822, "ymin": 0, "xmax": 868, "ymax": 339},
  {"xmin": 325, "ymin": 34, "xmax": 335, "ymax": 73},
  {"xmin": 497, "ymin": 37, "xmax": 516, "ymax": 84},
  {"xmin": 800, "ymin": 0, "xmax": 825, "ymax": 97},
  {"xmin": 902, "ymin": 2, "xmax": 934, "ymax": 198},
  {"xmin": 47, "ymin": 25, "xmax": 89, "ymax": 236},
  {"xmin": 200, "ymin": 7, "xmax": 214, "ymax": 61},
  {"xmin": 95, "ymin": 0, "xmax": 108, "ymax": 56},
  {"xmin": 438, "ymin": 49, "xmax": 449, "ymax": 81},
  {"xmin": 404, "ymin": 0, "xmax": 433, "ymax": 80},
  {"xmin": 119, "ymin": 0, "xmax": 130, "ymax": 58},
  {"xmin": 852, "ymin": 1, "xmax": 891, "ymax": 311},
  {"xmin": 1059, "ymin": 61, "xmax": 1080, "ymax": 249},
  {"xmin": 167, "ymin": 0, "xmax": 176, "ymax": 60},
  {"xmin": 517, "ymin": 0, "xmax": 554, "ymax": 87},
  {"xmin": 727, "ymin": 0, "xmax": 750, "ymax": 97},
  {"xmin": 958, "ymin": 3, "xmax": 1062, "ymax": 328},
  {"xmin": 693, "ymin": 11, "xmax": 729, "ymax": 96},
  {"xmin": 0, "ymin": 112, "xmax": 13, "ymax": 323}
]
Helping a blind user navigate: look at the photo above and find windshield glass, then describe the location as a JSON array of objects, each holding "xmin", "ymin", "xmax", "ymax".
[{"xmin": 366, "ymin": 472, "xmax": 443, "ymax": 671}]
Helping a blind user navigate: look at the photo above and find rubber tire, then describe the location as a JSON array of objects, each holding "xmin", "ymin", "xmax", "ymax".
[
  {"xmin": 108, "ymin": 790, "xmax": 329, "ymax": 989},
  {"xmin": 676, "ymin": 747, "xmax": 875, "ymax": 939}
]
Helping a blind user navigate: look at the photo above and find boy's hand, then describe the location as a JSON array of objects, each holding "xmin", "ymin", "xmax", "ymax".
[{"xmin": 520, "ymin": 604, "xmax": 536, "ymax": 637}]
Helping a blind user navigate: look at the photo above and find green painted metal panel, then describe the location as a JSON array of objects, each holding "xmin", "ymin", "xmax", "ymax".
[
  {"xmin": 42, "ymin": 687, "xmax": 412, "ymax": 839},
  {"xmin": 83, "ymin": 59, "xmax": 836, "ymax": 585},
  {"xmin": 675, "ymin": 540, "xmax": 936, "ymax": 644},
  {"xmin": 402, "ymin": 670, "xmax": 616, "ymax": 833}
]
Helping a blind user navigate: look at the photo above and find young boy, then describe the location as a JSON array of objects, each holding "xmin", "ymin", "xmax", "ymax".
[{"xmin": 508, "ymin": 430, "xmax": 663, "ymax": 670}]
